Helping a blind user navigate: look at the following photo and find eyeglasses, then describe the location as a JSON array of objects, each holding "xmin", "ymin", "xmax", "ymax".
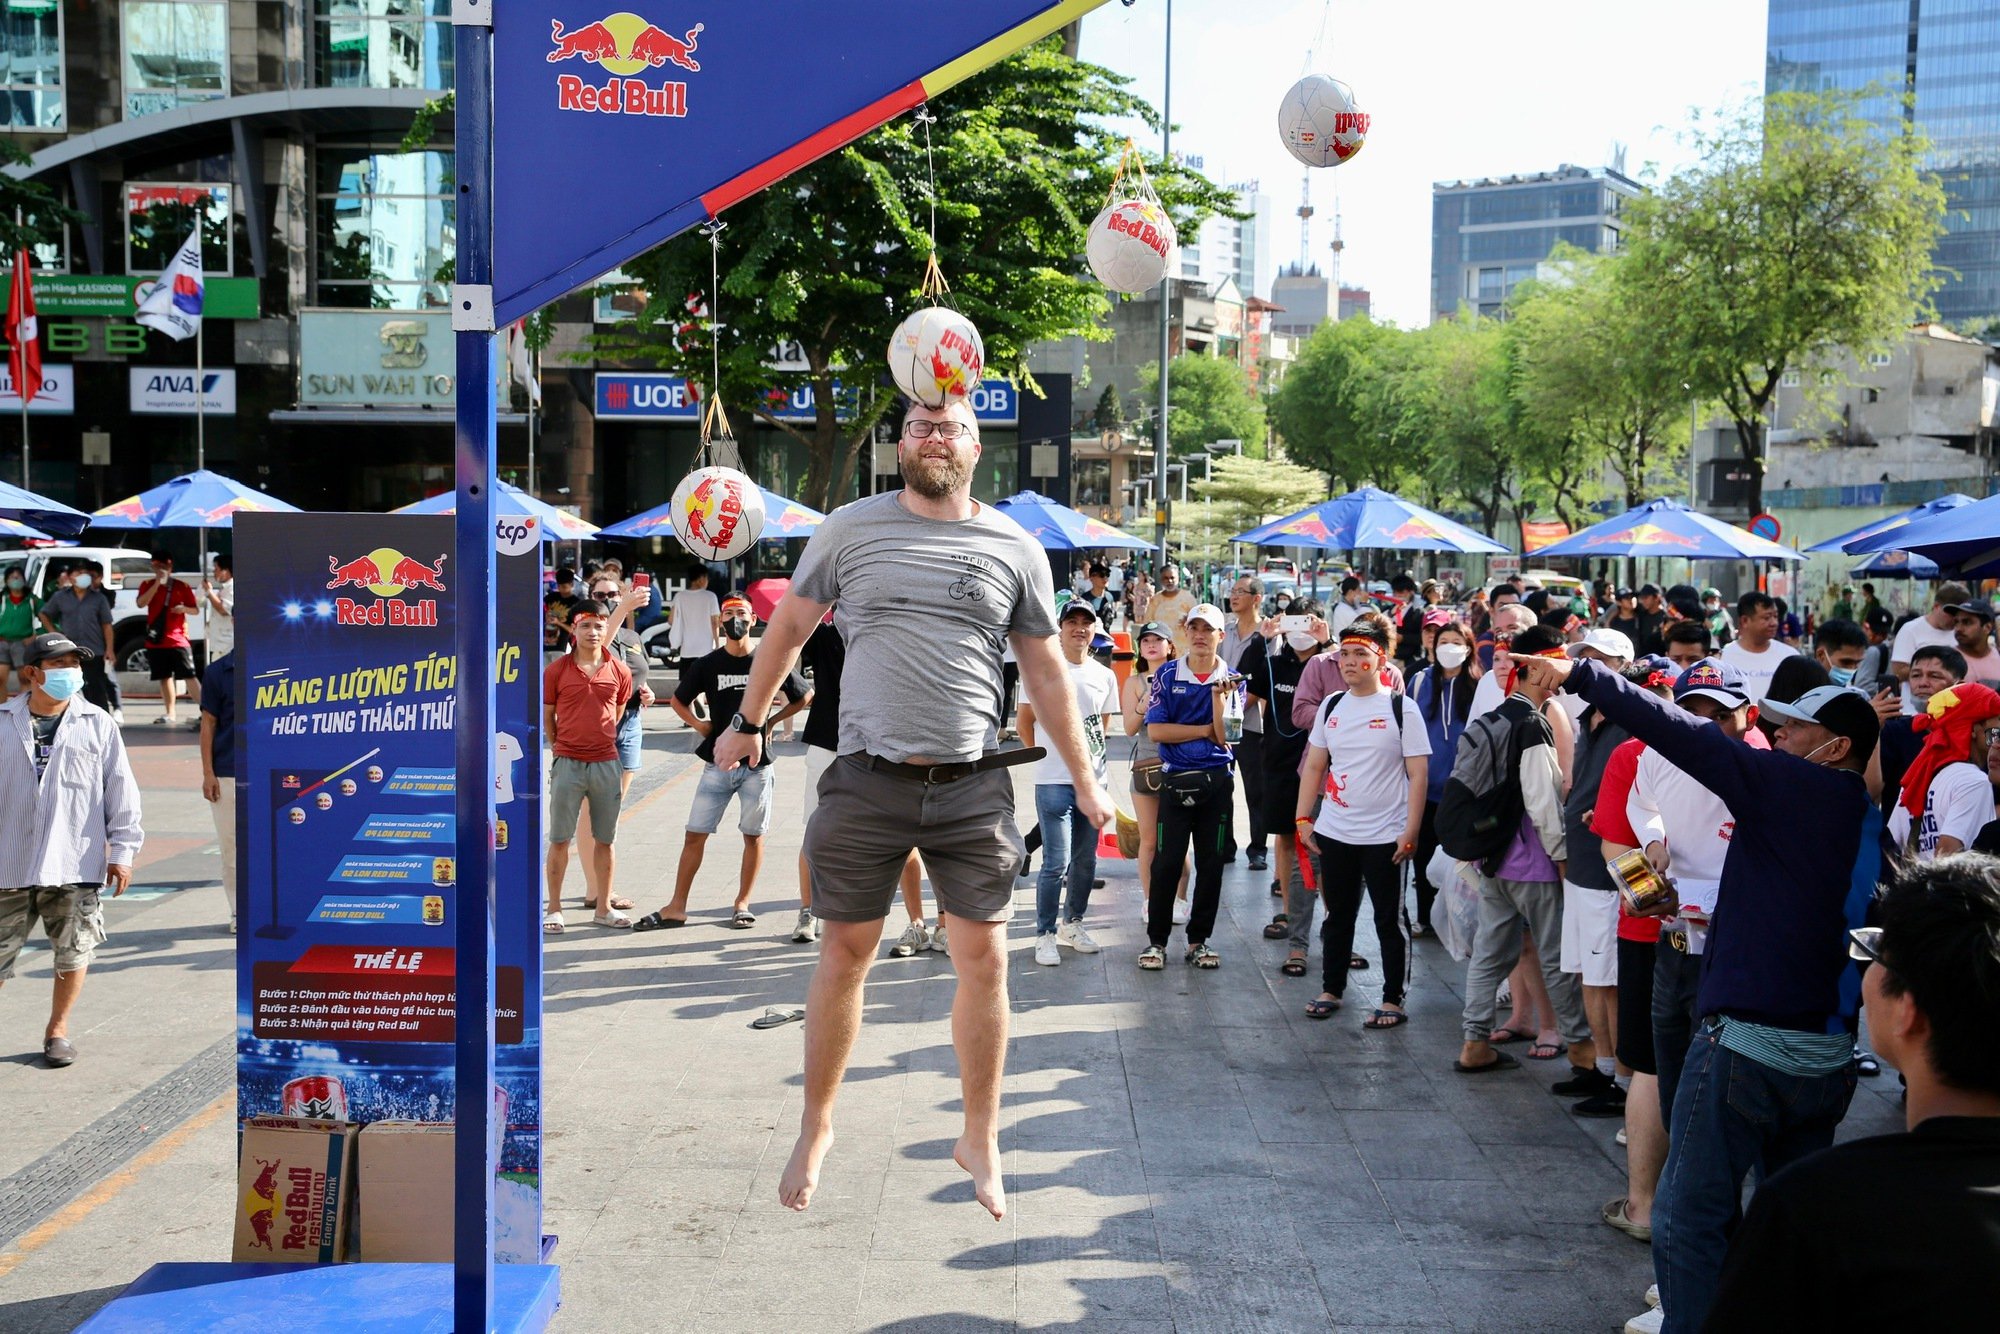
[
  {"xmin": 1982, "ymin": 726, "xmax": 2000, "ymax": 747},
  {"xmin": 1847, "ymin": 926, "xmax": 1884, "ymax": 964},
  {"xmin": 903, "ymin": 420, "xmax": 973, "ymax": 440}
]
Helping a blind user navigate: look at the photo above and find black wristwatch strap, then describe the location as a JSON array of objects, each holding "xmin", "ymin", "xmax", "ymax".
[{"xmin": 728, "ymin": 711, "xmax": 764, "ymax": 735}]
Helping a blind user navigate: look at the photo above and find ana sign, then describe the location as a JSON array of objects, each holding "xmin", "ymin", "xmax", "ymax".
[
  {"xmin": 594, "ymin": 373, "xmax": 1018, "ymax": 425},
  {"xmin": 0, "ymin": 365, "xmax": 75, "ymax": 414},
  {"xmin": 130, "ymin": 368, "xmax": 238, "ymax": 415}
]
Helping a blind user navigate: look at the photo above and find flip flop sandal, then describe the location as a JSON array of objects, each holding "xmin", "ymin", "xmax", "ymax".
[
  {"xmin": 587, "ymin": 895, "xmax": 636, "ymax": 912},
  {"xmin": 543, "ymin": 911, "xmax": 565, "ymax": 935},
  {"xmin": 751, "ymin": 1007, "xmax": 805, "ymax": 1030},
  {"xmin": 1525, "ymin": 1040, "xmax": 1568, "ymax": 1061},
  {"xmin": 1280, "ymin": 955, "xmax": 1308, "ymax": 977},
  {"xmin": 593, "ymin": 910, "xmax": 632, "ymax": 929},
  {"xmin": 632, "ymin": 911, "xmax": 688, "ymax": 932},
  {"xmin": 1489, "ymin": 1027, "xmax": 1532, "ymax": 1045},
  {"xmin": 1601, "ymin": 1196, "xmax": 1653, "ymax": 1243},
  {"xmin": 1263, "ymin": 914, "xmax": 1290, "ymax": 939},
  {"xmin": 1856, "ymin": 1051, "xmax": 1882, "ymax": 1077},
  {"xmin": 729, "ymin": 910, "xmax": 757, "ymax": 929},
  {"xmin": 1453, "ymin": 1050, "xmax": 1521, "ymax": 1074},
  {"xmin": 1364, "ymin": 1008, "xmax": 1409, "ymax": 1029},
  {"xmin": 1305, "ymin": 997, "xmax": 1341, "ymax": 1019},
  {"xmin": 1349, "ymin": 953, "xmax": 1369, "ymax": 971}
]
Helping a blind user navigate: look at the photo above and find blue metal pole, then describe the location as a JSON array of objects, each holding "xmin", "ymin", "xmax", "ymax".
[{"xmin": 452, "ymin": 1, "xmax": 497, "ymax": 1329}]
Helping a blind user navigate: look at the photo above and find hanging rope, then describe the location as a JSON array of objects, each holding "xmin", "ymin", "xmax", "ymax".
[
  {"xmin": 695, "ymin": 219, "xmax": 741, "ymax": 471},
  {"xmin": 910, "ymin": 106, "xmax": 959, "ymax": 309},
  {"xmin": 1303, "ymin": 0, "xmax": 1334, "ymax": 75}
]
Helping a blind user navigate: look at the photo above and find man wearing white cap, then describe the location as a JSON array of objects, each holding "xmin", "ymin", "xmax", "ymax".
[{"xmin": 1018, "ymin": 597, "xmax": 1120, "ymax": 965}]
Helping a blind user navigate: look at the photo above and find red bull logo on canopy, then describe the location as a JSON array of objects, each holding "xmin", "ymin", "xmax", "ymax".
[
  {"xmin": 1583, "ymin": 522, "xmax": 1701, "ymax": 550},
  {"xmin": 1278, "ymin": 514, "xmax": 1334, "ymax": 542},
  {"xmin": 324, "ymin": 547, "xmax": 447, "ymax": 627},
  {"xmin": 550, "ymin": 12, "xmax": 703, "ymax": 118}
]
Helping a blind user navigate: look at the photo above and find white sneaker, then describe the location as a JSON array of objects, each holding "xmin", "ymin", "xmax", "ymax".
[
  {"xmin": 1057, "ymin": 920, "xmax": 1100, "ymax": 954},
  {"xmin": 1034, "ymin": 933, "xmax": 1061, "ymax": 966},
  {"xmin": 1171, "ymin": 899, "xmax": 1190, "ymax": 925},
  {"xmin": 1616, "ymin": 1126, "xmax": 1629, "ymax": 1147},
  {"xmin": 112, "ymin": 708, "xmax": 126, "ymax": 724},
  {"xmin": 791, "ymin": 908, "xmax": 815, "ymax": 943},
  {"xmin": 1624, "ymin": 1307, "xmax": 1663, "ymax": 1334},
  {"xmin": 890, "ymin": 920, "xmax": 928, "ymax": 957},
  {"xmin": 1644, "ymin": 1285, "xmax": 1660, "ymax": 1310},
  {"xmin": 929, "ymin": 919, "xmax": 949, "ymax": 952}
]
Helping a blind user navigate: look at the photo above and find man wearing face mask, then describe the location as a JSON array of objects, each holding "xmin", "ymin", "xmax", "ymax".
[
  {"xmin": 37, "ymin": 563, "xmax": 118, "ymax": 718},
  {"xmin": 1508, "ymin": 650, "xmax": 1879, "ymax": 1334},
  {"xmin": 1, "ymin": 565, "xmax": 43, "ymax": 698},
  {"xmin": 0, "ymin": 634, "xmax": 143, "ymax": 1068},
  {"xmin": 1812, "ymin": 617, "xmax": 1868, "ymax": 690}
]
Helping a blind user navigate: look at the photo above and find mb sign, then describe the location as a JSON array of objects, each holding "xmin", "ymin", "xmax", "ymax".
[{"xmin": 595, "ymin": 373, "xmax": 1019, "ymax": 425}]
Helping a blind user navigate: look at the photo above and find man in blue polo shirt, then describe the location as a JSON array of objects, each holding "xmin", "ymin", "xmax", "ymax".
[{"xmin": 1509, "ymin": 652, "xmax": 1878, "ymax": 1334}]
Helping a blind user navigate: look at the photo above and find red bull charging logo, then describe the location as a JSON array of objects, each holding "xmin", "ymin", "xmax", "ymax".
[
  {"xmin": 1583, "ymin": 522, "xmax": 1701, "ymax": 550},
  {"xmin": 549, "ymin": 12, "xmax": 703, "ymax": 118},
  {"xmin": 324, "ymin": 547, "xmax": 447, "ymax": 627}
]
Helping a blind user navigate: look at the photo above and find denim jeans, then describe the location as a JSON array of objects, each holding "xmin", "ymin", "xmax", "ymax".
[
  {"xmin": 1034, "ymin": 783, "xmax": 1097, "ymax": 935},
  {"xmin": 1652, "ymin": 1020, "xmax": 1857, "ymax": 1333}
]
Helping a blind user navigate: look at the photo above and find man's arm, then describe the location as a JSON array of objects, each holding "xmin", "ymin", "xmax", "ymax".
[
  {"xmin": 669, "ymin": 696, "xmax": 709, "ymax": 735},
  {"xmin": 769, "ymin": 686, "xmax": 813, "ymax": 727},
  {"xmin": 1017, "ymin": 700, "xmax": 1036, "ymax": 750},
  {"xmin": 1518, "ymin": 729, "xmax": 1567, "ymax": 870},
  {"xmin": 1292, "ymin": 655, "xmax": 1335, "ymax": 731},
  {"xmin": 1552, "ymin": 657, "xmax": 1763, "ymax": 816},
  {"xmin": 1395, "ymin": 755, "xmax": 1427, "ymax": 863},
  {"xmin": 199, "ymin": 714, "xmax": 221, "ymax": 803},
  {"xmin": 1012, "ymin": 630, "xmax": 1111, "ymax": 826},
  {"xmin": 100, "ymin": 727, "xmax": 143, "ymax": 894},
  {"xmin": 711, "ymin": 591, "xmax": 827, "ymax": 771}
]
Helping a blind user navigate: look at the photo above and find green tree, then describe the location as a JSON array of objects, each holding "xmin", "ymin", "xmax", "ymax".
[
  {"xmin": 593, "ymin": 38, "xmax": 1235, "ymax": 509},
  {"xmin": 1623, "ymin": 89, "xmax": 1947, "ymax": 516},
  {"xmin": 1186, "ymin": 452, "xmax": 1326, "ymax": 564},
  {"xmin": 1091, "ymin": 382, "xmax": 1124, "ymax": 434},
  {"xmin": 1135, "ymin": 352, "xmax": 1266, "ymax": 458},
  {"xmin": 0, "ymin": 141, "xmax": 82, "ymax": 254},
  {"xmin": 1390, "ymin": 315, "xmax": 1518, "ymax": 538},
  {"xmin": 1268, "ymin": 315, "xmax": 1405, "ymax": 489}
]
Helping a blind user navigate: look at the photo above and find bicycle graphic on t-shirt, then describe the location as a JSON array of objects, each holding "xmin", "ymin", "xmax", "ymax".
[{"xmin": 948, "ymin": 574, "xmax": 986, "ymax": 602}]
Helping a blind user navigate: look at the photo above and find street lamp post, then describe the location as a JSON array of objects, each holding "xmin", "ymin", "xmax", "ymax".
[{"xmin": 1152, "ymin": 0, "xmax": 1173, "ymax": 574}]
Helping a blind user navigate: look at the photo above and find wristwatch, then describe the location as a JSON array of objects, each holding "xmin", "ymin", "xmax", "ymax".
[{"xmin": 726, "ymin": 711, "xmax": 764, "ymax": 735}]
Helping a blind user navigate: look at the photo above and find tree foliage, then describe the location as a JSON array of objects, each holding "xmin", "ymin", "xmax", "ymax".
[
  {"xmin": 591, "ymin": 38, "xmax": 1235, "ymax": 508},
  {"xmin": 1135, "ymin": 353, "xmax": 1266, "ymax": 458},
  {"xmin": 1184, "ymin": 453, "xmax": 1326, "ymax": 564},
  {"xmin": 1621, "ymin": 88, "xmax": 1947, "ymax": 515},
  {"xmin": 1268, "ymin": 315, "xmax": 1408, "ymax": 489}
]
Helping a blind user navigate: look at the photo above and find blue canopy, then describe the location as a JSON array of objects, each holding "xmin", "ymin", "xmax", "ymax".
[
  {"xmin": 1233, "ymin": 486, "xmax": 1508, "ymax": 553},
  {"xmin": 1806, "ymin": 493, "xmax": 1976, "ymax": 554},
  {"xmin": 993, "ymin": 491, "xmax": 1153, "ymax": 551},
  {"xmin": 1531, "ymin": 498, "xmax": 1800, "ymax": 561},
  {"xmin": 392, "ymin": 479, "xmax": 598, "ymax": 541},
  {"xmin": 600, "ymin": 486, "xmax": 825, "ymax": 541},
  {"xmin": 1848, "ymin": 547, "xmax": 1939, "ymax": 580},
  {"xmin": 0, "ymin": 478, "xmax": 92, "ymax": 538},
  {"xmin": 0, "ymin": 516, "xmax": 65, "ymax": 542},
  {"xmin": 1844, "ymin": 490, "xmax": 2000, "ymax": 577},
  {"xmin": 91, "ymin": 469, "xmax": 302, "ymax": 530}
]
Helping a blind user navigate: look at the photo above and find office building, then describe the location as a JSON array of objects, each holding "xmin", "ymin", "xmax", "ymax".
[
  {"xmin": 1180, "ymin": 181, "xmax": 1275, "ymax": 306},
  {"xmin": 1430, "ymin": 164, "xmax": 1640, "ymax": 322},
  {"xmin": 1270, "ymin": 264, "xmax": 1330, "ymax": 340},
  {"xmin": 1767, "ymin": 0, "xmax": 2000, "ymax": 327}
]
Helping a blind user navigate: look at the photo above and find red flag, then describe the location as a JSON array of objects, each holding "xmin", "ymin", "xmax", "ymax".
[{"xmin": 6, "ymin": 249, "xmax": 39, "ymax": 406}]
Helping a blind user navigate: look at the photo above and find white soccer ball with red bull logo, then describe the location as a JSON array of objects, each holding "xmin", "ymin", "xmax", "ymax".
[
  {"xmin": 1278, "ymin": 74, "xmax": 1369, "ymax": 168},
  {"xmin": 1086, "ymin": 198, "xmax": 1179, "ymax": 294},
  {"xmin": 887, "ymin": 306, "xmax": 985, "ymax": 408},
  {"xmin": 669, "ymin": 465, "xmax": 766, "ymax": 562}
]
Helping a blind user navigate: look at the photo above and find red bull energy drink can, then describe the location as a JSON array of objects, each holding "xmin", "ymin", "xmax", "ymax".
[{"xmin": 281, "ymin": 1074, "xmax": 348, "ymax": 1121}]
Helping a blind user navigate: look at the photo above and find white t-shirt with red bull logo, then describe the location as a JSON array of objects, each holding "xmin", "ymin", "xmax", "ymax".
[{"xmin": 1306, "ymin": 689, "xmax": 1430, "ymax": 844}]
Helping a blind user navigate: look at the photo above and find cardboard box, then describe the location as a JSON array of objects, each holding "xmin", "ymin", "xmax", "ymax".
[
  {"xmin": 232, "ymin": 1116, "xmax": 356, "ymax": 1263},
  {"xmin": 356, "ymin": 1121, "xmax": 456, "ymax": 1262}
]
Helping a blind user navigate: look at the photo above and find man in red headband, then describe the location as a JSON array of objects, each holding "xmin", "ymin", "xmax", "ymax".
[{"xmin": 1887, "ymin": 681, "xmax": 2000, "ymax": 861}]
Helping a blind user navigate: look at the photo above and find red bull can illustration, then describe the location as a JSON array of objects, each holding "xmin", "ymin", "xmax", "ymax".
[{"xmin": 281, "ymin": 1074, "xmax": 349, "ymax": 1121}]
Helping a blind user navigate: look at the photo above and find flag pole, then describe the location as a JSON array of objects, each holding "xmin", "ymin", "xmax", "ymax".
[
  {"xmin": 196, "ymin": 293, "xmax": 208, "ymax": 587},
  {"xmin": 13, "ymin": 210, "xmax": 27, "ymax": 488}
]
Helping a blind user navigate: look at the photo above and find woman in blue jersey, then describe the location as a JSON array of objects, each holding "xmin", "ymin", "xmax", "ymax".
[{"xmin": 1409, "ymin": 614, "xmax": 1478, "ymax": 936}]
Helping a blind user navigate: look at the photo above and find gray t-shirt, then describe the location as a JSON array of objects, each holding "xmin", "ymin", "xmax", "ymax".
[
  {"xmin": 791, "ymin": 491, "xmax": 1058, "ymax": 762},
  {"xmin": 45, "ymin": 588, "xmax": 114, "ymax": 655}
]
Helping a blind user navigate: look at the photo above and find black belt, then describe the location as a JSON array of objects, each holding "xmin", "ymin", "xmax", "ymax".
[{"xmin": 860, "ymin": 748, "xmax": 1045, "ymax": 785}]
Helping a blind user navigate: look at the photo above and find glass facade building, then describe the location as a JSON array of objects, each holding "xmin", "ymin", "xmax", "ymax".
[
  {"xmin": 1767, "ymin": 0, "xmax": 2000, "ymax": 327},
  {"xmin": 1429, "ymin": 165, "xmax": 1638, "ymax": 322}
]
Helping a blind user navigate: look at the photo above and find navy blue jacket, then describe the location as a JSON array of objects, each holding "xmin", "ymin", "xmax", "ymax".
[{"xmin": 1566, "ymin": 659, "xmax": 1870, "ymax": 1033}]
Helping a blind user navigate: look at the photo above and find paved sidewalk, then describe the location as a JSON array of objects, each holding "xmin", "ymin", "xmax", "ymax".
[{"xmin": 0, "ymin": 706, "xmax": 1905, "ymax": 1331}]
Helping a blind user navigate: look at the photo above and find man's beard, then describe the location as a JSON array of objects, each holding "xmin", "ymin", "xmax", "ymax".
[{"xmin": 902, "ymin": 447, "xmax": 972, "ymax": 498}]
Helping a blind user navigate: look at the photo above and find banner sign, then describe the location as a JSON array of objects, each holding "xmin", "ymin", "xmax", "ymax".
[
  {"xmin": 130, "ymin": 367, "xmax": 237, "ymax": 415},
  {"xmin": 1521, "ymin": 520, "xmax": 1570, "ymax": 554},
  {"xmin": 0, "ymin": 365, "xmax": 74, "ymax": 413},
  {"xmin": 234, "ymin": 512, "xmax": 544, "ymax": 1262},
  {"xmin": 593, "ymin": 372, "xmax": 1019, "ymax": 425},
  {"xmin": 491, "ymin": 2, "xmax": 1115, "ymax": 324},
  {"xmin": 0, "ymin": 274, "xmax": 261, "ymax": 320}
]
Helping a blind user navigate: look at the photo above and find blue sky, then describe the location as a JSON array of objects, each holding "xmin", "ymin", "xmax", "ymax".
[{"xmin": 1078, "ymin": 0, "xmax": 1769, "ymax": 326}]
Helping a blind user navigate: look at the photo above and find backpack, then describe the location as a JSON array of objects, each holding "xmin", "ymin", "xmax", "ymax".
[
  {"xmin": 1319, "ymin": 689, "xmax": 1404, "ymax": 732},
  {"xmin": 1435, "ymin": 700, "xmax": 1532, "ymax": 870}
]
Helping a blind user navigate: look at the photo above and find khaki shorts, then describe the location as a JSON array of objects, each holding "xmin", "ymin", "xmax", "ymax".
[
  {"xmin": 548, "ymin": 756, "xmax": 624, "ymax": 844},
  {"xmin": 0, "ymin": 885, "xmax": 108, "ymax": 978},
  {"xmin": 803, "ymin": 754, "xmax": 1024, "ymax": 924}
]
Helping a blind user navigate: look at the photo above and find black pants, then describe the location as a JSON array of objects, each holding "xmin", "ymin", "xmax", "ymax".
[
  {"xmin": 81, "ymin": 655, "xmax": 119, "ymax": 712},
  {"xmin": 1149, "ymin": 769, "xmax": 1232, "ymax": 947},
  {"xmin": 1653, "ymin": 940, "xmax": 1705, "ymax": 1128},
  {"xmin": 1316, "ymin": 834, "xmax": 1410, "ymax": 1005},
  {"xmin": 1411, "ymin": 799, "xmax": 1443, "ymax": 930},
  {"xmin": 1235, "ymin": 732, "xmax": 1266, "ymax": 853}
]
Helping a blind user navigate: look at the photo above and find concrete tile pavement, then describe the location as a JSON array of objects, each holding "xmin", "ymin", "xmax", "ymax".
[{"xmin": 0, "ymin": 709, "xmax": 1909, "ymax": 1331}]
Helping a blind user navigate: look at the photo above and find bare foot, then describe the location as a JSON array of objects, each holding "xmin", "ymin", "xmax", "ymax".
[
  {"xmin": 952, "ymin": 1133, "xmax": 1006, "ymax": 1221},
  {"xmin": 778, "ymin": 1127, "xmax": 834, "ymax": 1211}
]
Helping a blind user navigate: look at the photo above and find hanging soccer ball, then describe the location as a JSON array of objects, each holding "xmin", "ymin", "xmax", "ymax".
[
  {"xmin": 1278, "ymin": 74, "xmax": 1369, "ymax": 168},
  {"xmin": 1086, "ymin": 198, "xmax": 1179, "ymax": 294},
  {"xmin": 887, "ymin": 306, "xmax": 985, "ymax": 408},
  {"xmin": 669, "ymin": 465, "xmax": 766, "ymax": 562}
]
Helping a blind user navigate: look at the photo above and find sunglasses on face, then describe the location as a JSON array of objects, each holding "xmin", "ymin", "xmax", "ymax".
[
  {"xmin": 903, "ymin": 420, "xmax": 972, "ymax": 440},
  {"xmin": 1847, "ymin": 926, "xmax": 1883, "ymax": 964}
]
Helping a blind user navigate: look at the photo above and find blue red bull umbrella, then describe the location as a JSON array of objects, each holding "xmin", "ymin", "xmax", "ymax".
[
  {"xmin": 1808, "ymin": 493, "xmax": 1976, "ymax": 557},
  {"xmin": 0, "ymin": 516, "xmax": 68, "ymax": 542},
  {"xmin": 392, "ymin": 479, "xmax": 598, "ymax": 541},
  {"xmin": 89, "ymin": 468, "xmax": 302, "ymax": 530},
  {"xmin": 1233, "ymin": 486, "xmax": 1508, "ymax": 553},
  {"xmin": 1842, "ymin": 488, "xmax": 2000, "ymax": 578},
  {"xmin": 1848, "ymin": 547, "xmax": 1939, "ymax": 580},
  {"xmin": 1531, "ymin": 498, "xmax": 1798, "ymax": 561},
  {"xmin": 599, "ymin": 486, "xmax": 824, "ymax": 541},
  {"xmin": 992, "ymin": 491, "xmax": 1152, "ymax": 551},
  {"xmin": 0, "ymin": 479, "xmax": 90, "ymax": 538}
]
